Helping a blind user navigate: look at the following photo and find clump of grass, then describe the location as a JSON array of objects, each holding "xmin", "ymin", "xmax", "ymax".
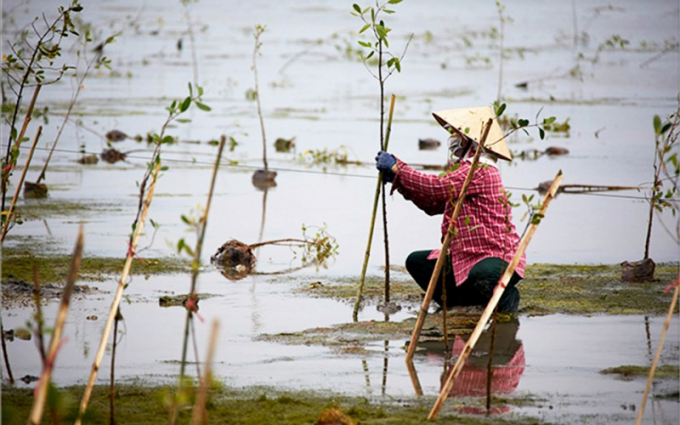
[{"xmin": 600, "ymin": 364, "xmax": 679, "ymax": 380}]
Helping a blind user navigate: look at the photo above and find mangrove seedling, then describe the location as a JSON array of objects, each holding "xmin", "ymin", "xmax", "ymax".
[
  {"xmin": 351, "ymin": 0, "xmax": 411, "ymax": 320},
  {"xmin": 249, "ymin": 24, "xmax": 277, "ymax": 188},
  {"xmin": 622, "ymin": 109, "xmax": 679, "ymax": 282}
]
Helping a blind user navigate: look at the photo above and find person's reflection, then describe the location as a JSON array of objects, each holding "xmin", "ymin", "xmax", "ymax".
[{"xmin": 420, "ymin": 317, "xmax": 524, "ymax": 414}]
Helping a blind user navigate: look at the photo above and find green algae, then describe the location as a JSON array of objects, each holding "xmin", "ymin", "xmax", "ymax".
[
  {"xmin": 600, "ymin": 364, "xmax": 680, "ymax": 380},
  {"xmin": 2, "ymin": 246, "xmax": 191, "ymax": 285},
  {"xmin": 294, "ymin": 263, "xmax": 680, "ymax": 315},
  {"xmin": 0, "ymin": 384, "xmax": 543, "ymax": 425}
]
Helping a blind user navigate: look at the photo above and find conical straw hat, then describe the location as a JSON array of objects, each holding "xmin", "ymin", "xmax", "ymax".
[{"xmin": 432, "ymin": 106, "xmax": 512, "ymax": 161}]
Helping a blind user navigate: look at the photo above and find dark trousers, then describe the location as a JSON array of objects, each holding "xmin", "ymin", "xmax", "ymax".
[{"xmin": 405, "ymin": 251, "xmax": 522, "ymax": 312}]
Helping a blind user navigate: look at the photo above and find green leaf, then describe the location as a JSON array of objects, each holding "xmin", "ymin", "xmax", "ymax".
[
  {"xmin": 653, "ymin": 115, "xmax": 662, "ymax": 134},
  {"xmin": 161, "ymin": 135, "xmax": 174, "ymax": 144},
  {"xmin": 180, "ymin": 96, "xmax": 191, "ymax": 112},
  {"xmin": 176, "ymin": 118, "xmax": 191, "ymax": 123},
  {"xmin": 359, "ymin": 23, "xmax": 370, "ymax": 34},
  {"xmin": 358, "ymin": 40, "xmax": 372, "ymax": 48},
  {"xmin": 181, "ymin": 215, "xmax": 191, "ymax": 225},
  {"xmin": 539, "ymin": 128, "xmax": 545, "ymax": 140},
  {"xmin": 518, "ymin": 119, "xmax": 529, "ymax": 127},
  {"xmin": 661, "ymin": 122, "xmax": 671, "ymax": 134},
  {"xmin": 177, "ymin": 238, "xmax": 185, "ymax": 254},
  {"xmin": 353, "ymin": 3, "xmax": 361, "ymax": 13},
  {"xmin": 543, "ymin": 116, "xmax": 556, "ymax": 125},
  {"xmin": 195, "ymin": 102, "xmax": 211, "ymax": 111},
  {"xmin": 494, "ymin": 102, "xmax": 506, "ymax": 117}
]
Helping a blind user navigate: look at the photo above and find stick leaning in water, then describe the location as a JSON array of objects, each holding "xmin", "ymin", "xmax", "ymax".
[
  {"xmin": 76, "ymin": 162, "xmax": 162, "ymax": 425},
  {"xmin": 428, "ymin": 170, "xmax": 563, "ymax": 420},
  {"xmin": 28, "ymin": 226, "xmax": 83, "ymax": 425},
  {"xmin": 404, "ymin": 119, "xmax": 492, "ymax": 363},
  {"xmin": 635, "ymin": 276, "xmax": 679, "ymax": 425},
  {"xmin": 353, "ymin": 94, "xmax": 396, "ymax": 322}
]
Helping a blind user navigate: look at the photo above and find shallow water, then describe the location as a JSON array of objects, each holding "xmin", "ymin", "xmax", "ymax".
[{"xmin": 2, "ymin": 0, "xmax": 680, "ymax": 422}]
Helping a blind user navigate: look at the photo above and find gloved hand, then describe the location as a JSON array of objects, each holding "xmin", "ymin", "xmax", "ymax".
[{"xmin": 375, "ymin": 151, "xmax": 397, "ymax": 182}]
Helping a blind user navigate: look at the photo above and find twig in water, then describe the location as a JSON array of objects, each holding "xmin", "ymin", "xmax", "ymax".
[{"xmin": 28, "ymin": 226, "xmax": 83, "ymax": 425}]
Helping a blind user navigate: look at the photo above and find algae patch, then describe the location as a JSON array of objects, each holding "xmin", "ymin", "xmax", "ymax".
[{"xmin": 600, "ymin": 364, "xmax": 680, "ymax": 380}]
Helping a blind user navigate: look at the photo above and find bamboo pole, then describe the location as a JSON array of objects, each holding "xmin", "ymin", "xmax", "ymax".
[
  {"xmin": 1, "ymin": 85, "xmax": 41, "ymax": 193},
  {"xmin": 428, "ymin": 170, "xmax": 563, "ymax": 420},
  {"xmin": 1, "ymin": 125, "xmax": 42, "ymax": 242},
  {"xmin": 28, "ymin": 226, "xmax": 84, "ymax": 425},
  {"xmin": 635, "ymin": 277, "xmax": 679, "ymax": 425},
  {"xmin": 404, "ymin": 120, "xmax": 492, "ymax": 363},
  {"xmin": 191, "ymin": 320, "xmax": 220, "ymax": 425},
  {"xmin": 76, "ymin": 162, "xmax": 162, "ymax": 424},
  {"xmin": 353, "ymin": 94, "xmax": 396, "ymax": 322}
]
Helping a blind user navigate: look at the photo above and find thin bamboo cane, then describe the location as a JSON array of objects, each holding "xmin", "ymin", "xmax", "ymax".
[
  {"xmin": 28, "ymin": 226, "xmax": 83, "ymax": 425},
  {"xmin": 191, "ymin": 320, "xmax": 220, "ymax": 425},
  {"xmin": 1, "ymin": 125, "xmax": 42, "ymax": 242},
  {"xmin": 404, "ymin": 120, "xmax": 492, "ymax": 363},
  {"xmin": 428, "ymin": 170, "xmax": 563, "ymax": 419},
  {"xmin": 76, "ymin": 162, "xmax": 162, "ymax": 424},
  {"xmin": 353, "ymin": 94, "xmax": 396, "ymax": 322},
  {"xmin": 1, "ymin": 85, "xmax": 41, "ymax": 192},
  {"xmin": 170, "ymin": 136, "xmax": 226, "ymax": 425},
  {"xmin": 635, "ymin": 278, "xmax": 679, "ymax": 425}
]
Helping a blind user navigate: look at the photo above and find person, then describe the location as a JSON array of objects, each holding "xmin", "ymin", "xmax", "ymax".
[{"xmin": 374, "ymin": 106, "xmax": 525, "ymax": 312}]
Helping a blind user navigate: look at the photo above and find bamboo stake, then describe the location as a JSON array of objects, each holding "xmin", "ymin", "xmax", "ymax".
[
  {"xmin": 428, "ymin": 170, "xmax": 563, "ymax": 419},
  {"xmin": 76, "ymin": 162, "xmax": 162, "ymax": 424},
  {"xmin": 404, "ymin": 120, "xmax": 492, "ymax": 363},
  {"xmin": 28, "ymin": 226, "xmax": 84, "ymax": 425},
  {"xmin": 1, "ymin": 125, "xmax": 42, "ymax": 242},
  {"xmin": 191, "ymin": 320, "xmax": 220, "ymax": 425},
  {"xmin": 406, "ymin": 357, "xmax": 423, "ymax": 396},
  {"xmin": 1, "ymin": 85, "xmax": 41, "ymax": 194},
  {"xmin": 353, "ymin": 94, "xmax": 396, "ymax": 322},
  {"xmin": 635, "ymin": 277, "xmax": 679, "ymax": 425}
]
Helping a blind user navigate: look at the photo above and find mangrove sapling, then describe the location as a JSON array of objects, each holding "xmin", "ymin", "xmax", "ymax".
[
  {"xmin": 429, "ymin": 171, "xmax": 563, "ymax": 420},
  {"xmin": 622, "ymin": 109, "xmax": 679, "ymax": 282},
  {"xmin": 170, "ymin": 136, "xmax": 225, "ymax": 425},
  {"xmin": 351, "ymin": 0, "xmax": 412, "ymax": 321},
  {"xmin": 24, "ymin": 28, "xmax": 117, "ymax": 198},
  {"xmin": 180, "ymin": 0, "xmax": 201, "ymax": 87},
  {"xmin": 1, "ymin": 0, "xmax": 83, "ymax": 219},
  {"xmin": 28, "ymin": 226, "xmax": 83, "ymax": 425},
  {"xmin": 75, "ymin": 84, "xmax": 210, "ymax": 424},
  {"xmin": 249, "ymin": 24, "xmax": 277, "ymax": 187}
]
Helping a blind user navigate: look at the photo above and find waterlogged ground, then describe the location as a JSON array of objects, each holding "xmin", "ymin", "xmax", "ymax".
[{"xmin": 2, "ymin": 0, "xmax": 680, "ymax": 423}]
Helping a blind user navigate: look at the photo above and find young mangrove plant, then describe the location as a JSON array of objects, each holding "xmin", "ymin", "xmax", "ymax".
[
  {"xmin": 351, "ymin": 0, "xmax": 411, "ymax": 321},
  {"xmin": 248, "ymin": 24, "xmax": 277, "ymax": 188},
  {"xmin": 75, "ymin": 83, "xmax": 210, "ymax": 425},
  {"xmin": 171, "ymin": 135, "xmax": 225, "ymax": 424},
  {"xmin": 1, "ymin": 0, "xmax": 83, "ymax": 237},
  {"xmin": 24, "ymin": 24, "xmax": 117, "ymax": 198},
  {"xmin": 622, "ymin": 108, "xmax": 679, "ymax": 282}
]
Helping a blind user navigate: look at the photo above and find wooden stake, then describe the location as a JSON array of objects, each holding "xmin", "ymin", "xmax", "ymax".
[
  {"xmin": 428, "ymin": 170, "xmax": 563, "ymax": 419},
  {"xmin": 404, "ymin": 120, "xmax": 492, "ymax": 363},
  {"xmin": 635, "ymin": 277, "xmax": 679, "ymax": 425},
  {"xmin": 1, "ymin": 125, "xmax": 42, "ymax": 242},
  {"xmin": 76, "ymin": 162, "xmax": 162, "ymax": 424},
  {"xmin": 28, "ymin": 226, "xmax": 84, "ymax": 425},
  {"xmin": 191, "ymin": 320, "xmax": 220, "ymax": 425},
  {"xmin": 353, "ymin": 94, "xmax": 396, "ymax": 322}
]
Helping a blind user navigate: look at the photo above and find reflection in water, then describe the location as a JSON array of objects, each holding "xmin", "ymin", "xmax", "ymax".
[{"xmin": 409, "ymin": 317, "xmax": 525, "ymax": 415}]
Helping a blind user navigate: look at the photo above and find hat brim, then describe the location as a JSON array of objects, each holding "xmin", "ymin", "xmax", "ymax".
[{"xmin": 432, "ymin": 106, "xmax": 512, "ymax": 161}]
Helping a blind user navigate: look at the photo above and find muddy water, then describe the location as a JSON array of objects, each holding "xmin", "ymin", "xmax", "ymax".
[{"xmin": 2, "ymin": 0, "xmax": 679, "ymax": 423}]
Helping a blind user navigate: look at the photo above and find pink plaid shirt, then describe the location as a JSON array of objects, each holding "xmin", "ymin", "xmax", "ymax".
[{"xmin": 392, "ymin": 158, "xmax": 525, "ymax": 285}]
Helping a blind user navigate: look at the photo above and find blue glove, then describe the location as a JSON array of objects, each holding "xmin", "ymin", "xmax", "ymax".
[{"xmin": 375, "ymin": 151, "xmax": 397, "ymax": 182}]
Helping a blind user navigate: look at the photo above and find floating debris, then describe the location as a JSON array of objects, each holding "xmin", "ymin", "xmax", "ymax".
[
  {"xmin": 418, "ymin": 137, "xmax": 442, "ymax": 150},
  {"xmin": 20, "ymin": 375, "xmax": 39, "ymax": 384},
  {"xmin": 105, "ymin": 129, "xmax": 128, "ymax": 142},
  {"xmin": 536, "ymin": 181, "xmax": 638, "ymax": 195},
  {"xmin": 274, "ymin": 137, "xmax": 295, "ymax": 152},
  {"xmin": 252, "ymin": 169, "xmax": 277, "ymax": 189},
  {"xmin": 159, "ymin": 293, "xmax": 199, "ymax": 309},
  {"xmin": 544, "ymin": 146, "xmax": 570, "ymax": 156},
  {"xmin": 100, "ymin": 148, "xmax": 127, "ymax": 164},
  {"xmin": 77, "ymin": 154, "xmax": 99, "ymax": 164},
  {"xmin": 23, "ymin": 181, "xmax": 48, "ymax": 198}
]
